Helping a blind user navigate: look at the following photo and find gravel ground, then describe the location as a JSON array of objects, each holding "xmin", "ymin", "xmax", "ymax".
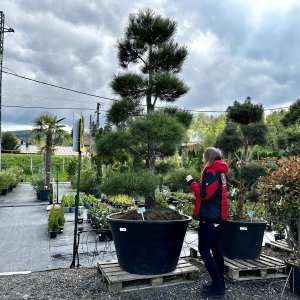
[{"xmin": 0, "ymin": 263, "xmax": 298, "ymax": 300}]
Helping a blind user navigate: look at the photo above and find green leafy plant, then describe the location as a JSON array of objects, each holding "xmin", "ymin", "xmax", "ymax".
[
  {"xmin": 61, "ymin": 194, "xmax": 70, "ymax": 207},
  {"xmin": 155, "ymin": 193, "xmax": 169, "ymax": 209},
  {"xmin": 81, "ymin": 194, "xmax": 98, "ymax": 204},
  {"xmin": 258, "ymin": 157, "xmax": 300, "ymax": 261},
  {"xmin": 30, "ymin": 173, "xmax": 45, "ymax": 191},
  {"xmin": 89, "ymin": 203, "xmax": 118, "ymax": 228},
  {"xmin": 80, "ymin": 165, "xmax": 98, "ymax": 193},
  {"xmin": 101, "ymin": 171, "xmax": 159, "ymax": 205},
  {"xmin": 163, "ymin": 167, "xmax": 199, "ymax": 193},
  {"xmin": 48, "ymin": 206, "xmax": 59, "ymax": 232},
  {"xmin": 57, "ymin": 205, "xmax": 65, "ymax": 227},
  {"xmin": 0, "ymin": 171, "xmax": 10, "ymax": 190}
]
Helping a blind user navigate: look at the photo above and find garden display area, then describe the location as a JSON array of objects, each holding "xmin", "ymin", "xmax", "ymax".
[
  {"xmin": 1, "ymin": 8, "xmax": 300, "ymax": 300},
  {"xmin": 0, "ymin": 181, "xmax": 299, "ymax": 300}
]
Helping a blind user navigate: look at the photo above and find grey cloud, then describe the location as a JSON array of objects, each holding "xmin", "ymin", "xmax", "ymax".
[{"xmin": 1, "ymin": 0, "xmax": 300, "ymax": 130}]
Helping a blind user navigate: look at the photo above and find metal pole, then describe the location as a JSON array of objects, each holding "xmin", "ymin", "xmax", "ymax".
[
  {"xmin": 0, "ymin": 11, "xmax": 14, "ymax": 171},
  {"xmin": 89, "ymin": 115, "xmax": 92, "ymax": 156},
  {"xmin": 56, "ymin": 169, "xmax": 59, "ymax": 204},
  {"xmin": 70, "ymin": 151, "xmax": 81, "ymax": 268},
  {"xmin": 96, "ymin": 103, "xmax": 100, "ymax": 128},
  {"xmin": 0, "ymin": 12, "xmax": 4, "ymax": 171}
]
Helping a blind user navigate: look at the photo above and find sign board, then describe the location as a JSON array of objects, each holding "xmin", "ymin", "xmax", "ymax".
[
  {"xmin": 73, "ymin": 113, "xmax": 85, "ymax": 152},
  {"xmin": 79, "ymin": 114, "xmax": 85, "ymax": 152}
]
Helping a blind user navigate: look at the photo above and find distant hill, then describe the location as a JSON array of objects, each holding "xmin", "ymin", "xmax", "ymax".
[{"xmin": 9, "ymin": 130, "xmax": 32, "ymax": 140}]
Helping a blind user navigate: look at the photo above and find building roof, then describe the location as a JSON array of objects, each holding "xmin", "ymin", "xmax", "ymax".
[{"xmin": 19, "ymin": 145, "xmax": 80, "ymax": 156}]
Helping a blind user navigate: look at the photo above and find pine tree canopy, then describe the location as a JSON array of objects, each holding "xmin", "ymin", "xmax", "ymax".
[{"xmin": 227, "ymin": 97, "xmax": 264, "ymax": 125}]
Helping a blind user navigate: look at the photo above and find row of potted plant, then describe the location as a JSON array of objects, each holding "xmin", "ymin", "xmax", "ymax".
[
  {"xmin": 0, "ymin": 167, "xmax": 23, "ymax": 195},
  {"xmin": 48, "ymin": 205, "xmax": 65, "ymax": 239},
  {"xmin": 105, "ymin": 194, "xmax": 136, "ymax": 209},
  {"xmin": 61, "ymin": 194, "xmax": 84, "ymax": 213},
  {"xmin": 87, "ymin": 202, "xmax": 119, "ymax": 241},
  {"xmin": 167, "ymin": 191, "xmax": 195, "ymax": 204}
]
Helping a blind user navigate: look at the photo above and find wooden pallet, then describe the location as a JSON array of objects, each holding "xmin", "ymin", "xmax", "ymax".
[
  {"xmin": 265, "ymin": 240, "xmax": 292, "ymax": 252},
  {"xmin": 190, "ymin": 247, "xmax": 286, "ymax": 282},
  {"xmin": 97, "ymin": 259, "xmax": 199, "ymax": 292}
]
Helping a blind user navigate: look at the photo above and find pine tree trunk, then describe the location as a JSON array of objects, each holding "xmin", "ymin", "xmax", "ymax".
[{"xmin": 45, "ymin": 134, "xmax": 52, "ymax": 188}]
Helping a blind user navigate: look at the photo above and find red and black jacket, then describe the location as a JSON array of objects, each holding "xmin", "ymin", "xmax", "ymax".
[{"xmin": 188, "ymin": 160, "xmax": 229, "ymax": 222}]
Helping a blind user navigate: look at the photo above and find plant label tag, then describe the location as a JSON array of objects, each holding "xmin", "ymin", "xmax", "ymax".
[
  {"xmin": 240, "ymin": 227, "xmax": 248, "ymax": 231},
  {"xmin": 247, "ymin": 210, "xmax": 254, "ymax": 217},
  {"xmin": 119, "ymin": 228, "xmax": 127, "ymax": 232},
  {"xmin": 137, "ymin": 207, "xmax": 145, "ymax": 214}
]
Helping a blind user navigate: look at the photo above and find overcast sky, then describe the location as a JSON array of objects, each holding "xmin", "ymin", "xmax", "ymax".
[{"xmin": 1, "ymin": 0, "xmax": 300, "ymax": 131}]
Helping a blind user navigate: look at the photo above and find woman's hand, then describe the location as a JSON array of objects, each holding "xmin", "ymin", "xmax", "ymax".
[{"xmin": 186, "ymin": 175, "xmax": 193, "ymax": 182}]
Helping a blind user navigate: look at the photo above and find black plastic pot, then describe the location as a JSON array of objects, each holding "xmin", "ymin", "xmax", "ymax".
[
  {"xmin": 40, "ymin": 189, "xmax": 50, "ymax": 201},
  {"xmin": 1, "ymin": 188, "xmax": 8, "ymax": 196},
  {"xmin": 285, "ymin": 258, "xmax": 300, "ymax": 294},
  {"xmin": 108, "ymin": 212, "xmax": 191, "ymax": 275},
  {"xmin": 49, "ymin": 231, "xmax": 57, "ymax": 239},
  {"xmin": 220, "ymin": 220, "xmax": 266, "ymax": 259}
]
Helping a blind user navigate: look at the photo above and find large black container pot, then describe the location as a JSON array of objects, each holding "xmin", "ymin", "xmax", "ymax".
[
  {"xmin": 285, "ymin": 259, "xmax": 300, "ymax": 294},
  {"xmin": 108, "ymin": 213, "xmax": 191, "ymax": 275},
  {"xmin": 1, "ymin": 188, "xmax": 8, "ymax": 196},
  {"xmin": 40, "ymin": 189, "xmax": 50, "ymax": 201},
  {"xmin": 220, "ymin": 220, "xmax": 266, "ymax": 259}
]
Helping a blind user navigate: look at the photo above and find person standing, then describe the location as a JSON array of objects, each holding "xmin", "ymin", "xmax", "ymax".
[{"xmin": 186, "ymin": 147, "xmax": 229, "ymax": 299}]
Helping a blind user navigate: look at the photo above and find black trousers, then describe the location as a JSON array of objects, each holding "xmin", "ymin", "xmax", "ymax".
[{"xmin": 198, "ymin": 221, "xmax": 224, "ymax": 282}]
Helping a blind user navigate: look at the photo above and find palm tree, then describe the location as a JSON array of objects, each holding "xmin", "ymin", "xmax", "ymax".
[{"xmin": 32, "ymin": 113, "xmax": 66, "ymax": 187}]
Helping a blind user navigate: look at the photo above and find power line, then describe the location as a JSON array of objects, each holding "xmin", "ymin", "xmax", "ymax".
[
  {"xmin": 3, "ymin": 70, "xmax": 119, "ymax": 103},
  {"xmin": 2, "ymin": 104, "xmax": 108, "ymax": 111},
  {"xmin": 3, "ymin": 70, "xmax": 292, "ymax": 113}
]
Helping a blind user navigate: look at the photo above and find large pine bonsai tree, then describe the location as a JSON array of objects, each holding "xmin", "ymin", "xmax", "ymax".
[{"xmin": 97, "ymin": 9, "xmax": 191, "ymax": 208}]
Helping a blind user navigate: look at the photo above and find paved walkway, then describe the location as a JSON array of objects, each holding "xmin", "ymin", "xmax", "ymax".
[{"xmin": 0, "ymin": 183, "xmax": 50, "ymax": 273}]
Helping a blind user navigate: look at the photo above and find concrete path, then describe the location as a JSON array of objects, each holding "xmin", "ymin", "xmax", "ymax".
[{"xmin": 0, "ymin": 183, "xmax": 50, "ymax": 273}]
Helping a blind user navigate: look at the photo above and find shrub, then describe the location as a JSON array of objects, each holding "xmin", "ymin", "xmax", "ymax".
[
  {"xmin": 48, "ymin": 206, "xmax": 59, "ymax": 232},
  {"xmin": 258, "ymin": 157, "xmax": 300, "ymax": 259},
  {"xmin": 57, "ymin": 206, "xmax": 65, "ymax": 227},
  {"xmin": 163, "ymin": 167, "xmax": 199, "ymax": 193},
  {"xmin": 101, "ymin": 171, "xmax": 159, "ymax": 208}
]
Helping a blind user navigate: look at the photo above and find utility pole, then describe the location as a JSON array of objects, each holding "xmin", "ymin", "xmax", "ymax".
[
  {"xmin": 89, "ymin": 115, "xmax": 92, "ymax": 156},
  {"xmin": 0, "ymin": 11, "xmax": 14, "ymax": 170},
  {"xmin": 96, "ymin": 102, "xmax": 100, "ymax": 128}
]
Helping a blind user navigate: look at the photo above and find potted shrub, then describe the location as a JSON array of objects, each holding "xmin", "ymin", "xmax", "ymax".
[
  {"xmin": 48, "ymin": 206, "xmax": 59, "ymax": 238},
  {"xmin": 57, "ymin": 205, "xmax": 65, "ymax": 233},
  {"xmin": 97, "ymin": 9, "xmax": 192, "ymax": 275},
  {"xmin": 81, "ymin": 194, "xmax": 98, "ymax": 209},
  {"xmin": 258, "ymin": 157, "xmax": 300, "ymax": 294},
  {"xmin": 216, "ymin": 98, "xmax": 268, "ymax": 259},
  {"xmin": 102, "ymin": 171, "xmax": 190, "ymax": 275},
  {"xmin": 61, "ymin": 194, "xmax": 71, "ymax": 213},
  {"xmin": 79, "ymin": 164, "xmax": 99, "ymax": 195},
  {"xmin": 30, "ymin": 174, "xmax": 45, "ymax": 200}
]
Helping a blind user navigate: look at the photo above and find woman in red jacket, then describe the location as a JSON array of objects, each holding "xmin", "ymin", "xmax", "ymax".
[{"xmin": 186, "ymin": 147, "xmax": 228, "ymax": 299}]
